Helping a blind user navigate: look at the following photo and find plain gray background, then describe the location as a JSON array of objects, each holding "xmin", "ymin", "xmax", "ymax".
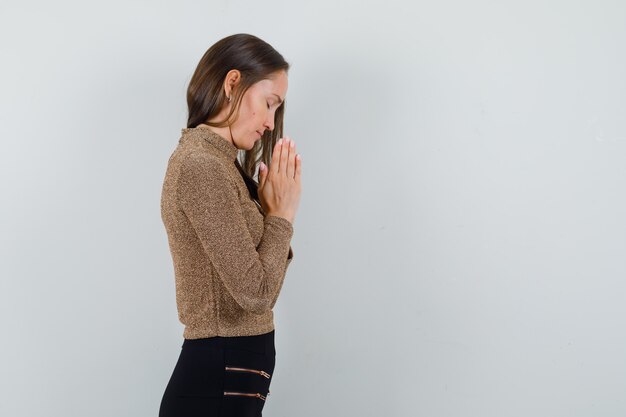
[{"xmin": 1, "ymin": 1, "xmax": 625, "ymax": 416}]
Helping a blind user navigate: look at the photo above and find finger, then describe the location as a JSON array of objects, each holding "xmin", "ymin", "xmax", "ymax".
[
  {"xmin": 279, "ymin": 136, "xmax": 289, "ymax": 175},
  {"xmin": 295, "ymin": 153, "xmax": 301, "ymax": 184},
  {"xmin": 258, "ymin": 161, "xmax": 267, "ymax": 188},
  {"xmin": 287, "ymin": 137, "xmax": 296, "ymax": 179},
  {"xmin": 271, "ymin": 138, "xmax": 283, "ymax": 175}
]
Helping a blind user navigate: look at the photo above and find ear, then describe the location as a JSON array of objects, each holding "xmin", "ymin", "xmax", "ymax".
[{"xmin": 224, "ymin": 69, "xmax": 241, "ymax": 97}]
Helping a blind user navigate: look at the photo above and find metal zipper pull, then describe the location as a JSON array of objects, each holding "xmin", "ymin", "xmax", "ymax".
[
  {"xmin": 224, "ymin": 391, "xmax": 267, "ymax": 401},
  {"xmin": 225, "ymin": 366, "xmax": 271, "ymax": 379}
]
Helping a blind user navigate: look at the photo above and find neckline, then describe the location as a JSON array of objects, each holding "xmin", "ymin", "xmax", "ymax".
[{"xmin": 181, "ymin": 126, "xmax": 239, "ymax": 162}]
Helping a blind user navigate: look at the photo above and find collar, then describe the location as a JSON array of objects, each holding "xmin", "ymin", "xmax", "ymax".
[{"xmin": 180, "ymin": 126, "xmax": 239, "ymax": 162}]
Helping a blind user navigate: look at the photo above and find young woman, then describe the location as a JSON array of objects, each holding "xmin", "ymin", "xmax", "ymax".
[{"xmin": 159, "ymin": 33, "xmax": 302, "ymax": 417}]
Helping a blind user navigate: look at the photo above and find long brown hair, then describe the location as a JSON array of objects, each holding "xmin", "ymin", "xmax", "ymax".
[{"xmin": 186, "ymin": 33, "xmax": 290, "ymax": 204}]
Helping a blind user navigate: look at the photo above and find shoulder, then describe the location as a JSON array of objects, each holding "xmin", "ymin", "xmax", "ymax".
[
  {"xmin": 178, "ymin": 151, "xmax": 238, "ymax": 191},
  {"xmin": 180, "ymin": 150, "xmax": 230, "ymax": 177}
]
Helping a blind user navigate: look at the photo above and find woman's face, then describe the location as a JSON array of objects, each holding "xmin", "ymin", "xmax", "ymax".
[{"xmin": 230, "ymin": 70, "xmax": 288, "ymax": 149}]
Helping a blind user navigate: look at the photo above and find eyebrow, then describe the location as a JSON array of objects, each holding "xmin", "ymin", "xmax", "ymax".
[{"xmin": 273, "ymin": 93, "xmax": 284, "ymax": 104}]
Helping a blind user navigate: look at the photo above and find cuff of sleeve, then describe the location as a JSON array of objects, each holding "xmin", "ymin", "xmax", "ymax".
[{"xmin": 264, "ymin": 215, "xmax": 293, "ymax": 234}]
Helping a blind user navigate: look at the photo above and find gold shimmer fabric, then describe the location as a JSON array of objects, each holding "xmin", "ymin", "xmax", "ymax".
[{"xmin": 160, "ymin": 126, "xmax": 294, "ymax": 339}]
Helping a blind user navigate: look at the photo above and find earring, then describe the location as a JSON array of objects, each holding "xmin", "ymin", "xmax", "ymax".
[{"xmin": 228, "ymin": 95, "xmax": 232, "ymax": 102}]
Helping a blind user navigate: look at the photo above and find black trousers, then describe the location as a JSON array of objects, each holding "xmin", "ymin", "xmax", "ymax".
[{"xmin": 159, "ymin": 330, "xmax": 276, "ymax": 417}]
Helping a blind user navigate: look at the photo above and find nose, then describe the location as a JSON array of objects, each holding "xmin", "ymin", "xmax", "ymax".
[{"xmin": 264, "ymin": 114, "xmax": 274, "ymax": 132}]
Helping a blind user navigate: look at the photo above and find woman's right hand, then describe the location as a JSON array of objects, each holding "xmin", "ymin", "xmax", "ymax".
[{"xmin": 258, "ymin": 135, "xmax": 301, "ymax": 225}]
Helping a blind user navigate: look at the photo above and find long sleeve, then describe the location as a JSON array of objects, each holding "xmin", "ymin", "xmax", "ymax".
[
  {"xmin": 269, "ymin": 246, "xmax": 293, "ymax": 309},
  {"xmin": 177, "ymin": 152, "xmax": 293, "ymax": 315}
]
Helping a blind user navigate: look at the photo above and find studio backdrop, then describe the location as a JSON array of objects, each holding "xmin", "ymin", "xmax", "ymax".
[{"xmin": 1, "ymin": 1, "xmax": 625, "ymax": 416}]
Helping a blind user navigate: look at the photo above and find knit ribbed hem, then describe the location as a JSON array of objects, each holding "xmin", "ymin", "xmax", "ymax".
[
  {"xmin": 264, "ymin": 215, "xmax": 293, "ymax": 231},
  {"xmin": 182, "ymin": 321, "xmax": 276, "ymax": 339}
]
